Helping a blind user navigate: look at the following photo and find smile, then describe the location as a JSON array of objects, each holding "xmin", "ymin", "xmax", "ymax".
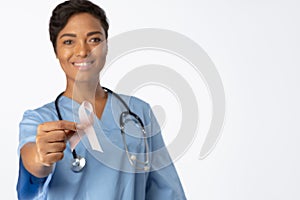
[{"xmin": 72, "ymin": 61, "xmax": 94, "ymax": 70}]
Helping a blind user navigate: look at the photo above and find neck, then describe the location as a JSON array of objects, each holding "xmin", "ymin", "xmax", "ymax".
[{"xmin": 64, "ymin": 79, "xmax": 106, "ymax": 104}]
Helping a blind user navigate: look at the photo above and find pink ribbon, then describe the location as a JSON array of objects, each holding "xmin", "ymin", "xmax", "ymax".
[{"xmin": 69, "ymin": 101, "xmax": 104, "ymax": 152}]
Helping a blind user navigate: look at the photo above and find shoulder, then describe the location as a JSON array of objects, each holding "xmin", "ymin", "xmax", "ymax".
[
  {"xmin": 19, "ymin": 101, "xmax": 58, "ymax": 151},
  {"xmin": 116, "ymin": 93, "xmax": 151, "ymax": 111},
  {"xmin": 111, "ymin": 92, "xmax": 153, "ymax": 122},
  {"xmin": 21, "ymin": 101, "xmax": 57, "ymax": 123}
]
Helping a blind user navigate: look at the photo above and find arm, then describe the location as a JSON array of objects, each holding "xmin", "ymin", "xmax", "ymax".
[
  {"xmin": 21, "ymin": 142, "xmax": 53, "ymax": 178},
  {"xmin": 20, "ymin": 121, "xmax": 77, "ymax": 178},
  {"xmin": 145, "ymin": 134, "xmax": 187, "ymax": 200},
  {"xmin": 17, "ymin": 109, "xmax": 78, "ymax": 199},
  {"xmin": 144, "ymin": 105, "xmax": 187, "ymax": 199}
]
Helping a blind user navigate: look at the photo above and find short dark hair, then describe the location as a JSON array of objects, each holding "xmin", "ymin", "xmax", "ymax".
[{"xmin": 49, "ymin": 0, "xmax": 109, "ymax": 54}]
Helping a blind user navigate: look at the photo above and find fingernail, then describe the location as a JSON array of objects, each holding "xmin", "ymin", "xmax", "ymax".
[{"xmin": 76, "ymin": 124, "xmax": 84, "ymax": 130}]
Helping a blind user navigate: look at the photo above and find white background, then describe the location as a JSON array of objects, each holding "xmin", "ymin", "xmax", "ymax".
[{"xmin": 1, "ymin": 0, "xmax": 300, "ymax": 199}]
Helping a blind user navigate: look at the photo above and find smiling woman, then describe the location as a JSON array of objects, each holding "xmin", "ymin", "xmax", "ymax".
[
  {"xmin": 56, "ymin": 13, "xmax": 108, "ymax": 86},
  {"xmin": 16, "ymin": 0, "xmax": 186, "ymax": 199}
]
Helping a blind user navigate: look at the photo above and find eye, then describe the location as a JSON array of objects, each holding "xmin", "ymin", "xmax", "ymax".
[
  {"xmin": 89, "ymin": 37, "xmax": 102, "ymax": 44},
  {"xmin": 63, "ymin": 40, "xmax": 74, "ymax": 45}
]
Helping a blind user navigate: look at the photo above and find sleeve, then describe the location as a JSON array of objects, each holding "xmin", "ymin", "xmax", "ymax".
[
  {"xmin": 144, "ymin": 104, "xmax": 187, "ymax": 200},
  {"xmin": 18, "ymin": 110, "xmax": 42, "ymax": 155},
  {"xmin": 17, "ymin": 110, "xmax": 53, "ymax": 200}
]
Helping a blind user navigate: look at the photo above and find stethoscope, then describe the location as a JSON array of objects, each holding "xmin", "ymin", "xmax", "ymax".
[{"xmin": 54, "ymin": 87, "xmax": 150, "ymax": 172}]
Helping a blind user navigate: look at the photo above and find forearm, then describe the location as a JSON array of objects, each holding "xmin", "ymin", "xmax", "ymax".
[{"xmin": 20, "ymin": 142, "xmax": 53, "ymax": 178}]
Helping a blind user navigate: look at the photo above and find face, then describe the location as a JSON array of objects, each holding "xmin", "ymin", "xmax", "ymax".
[{"xmin": 56, "ymin": 13, "xmax": 108, "ymax": 83}]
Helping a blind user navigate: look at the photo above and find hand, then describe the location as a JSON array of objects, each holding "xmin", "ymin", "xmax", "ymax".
[{"xmin": 36, "ymin": 120, "xmax": 77, "ymax": 167}]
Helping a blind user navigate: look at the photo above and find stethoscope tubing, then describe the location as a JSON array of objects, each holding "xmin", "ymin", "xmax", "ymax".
[{"xmin": 54, "ymin": 87, "xmax": 150, "ymax": 172}]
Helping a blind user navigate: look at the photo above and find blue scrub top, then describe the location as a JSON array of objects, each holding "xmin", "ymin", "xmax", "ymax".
[{"xmin": 17, "ymin": 92, "xmax": 186, "ymax": 200}]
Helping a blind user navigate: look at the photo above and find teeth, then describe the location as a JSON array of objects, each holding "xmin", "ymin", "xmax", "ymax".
[{"xmin": 73, "ymin": 62, "xmax": 91, "ymax": 67}]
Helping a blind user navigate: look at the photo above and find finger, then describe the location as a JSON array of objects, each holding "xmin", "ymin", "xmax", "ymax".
[
  {"xmin": 64, "ymin": 130, "xmax": 76, "ymax": 140},
  {"xmin": 75, "ymin": 123, "xmax": 86, "ymax": 130},
  {"xmin": 40, "ymin": 152, "xmax": 64, "ymax": 166},
  {"xmin": 76, "ymin": 118, "xmax": 94, "ymax": 130},
  {"xmin": 39, "ymin": 120, "xmax": 77, "ymax": 132},
  {"xmin": 46, "ymin": 142, "xmax": 67, "ymax": 153},
  {"xmin": 37, "ymin": 130, "xmax": 67, "ymax": 144},
  {"xmin": 36, "ymin": 141, "xmax": 66, "ymax": 155}
]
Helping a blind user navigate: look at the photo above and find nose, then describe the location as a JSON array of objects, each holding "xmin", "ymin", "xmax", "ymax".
[{"xmin": 75, "ymin": 42, "xmax": 91, "ymax": 58}]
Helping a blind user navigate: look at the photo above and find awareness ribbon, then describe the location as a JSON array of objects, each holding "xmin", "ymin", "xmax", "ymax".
[{"xmin": 69, "ymin": 101, "xmax": 104, "ymax": 152}]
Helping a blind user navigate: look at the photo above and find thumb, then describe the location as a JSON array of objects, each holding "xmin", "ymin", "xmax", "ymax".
[{"xmin": 64, "ymin": 129, "xmax": 75, "ymax": 140}]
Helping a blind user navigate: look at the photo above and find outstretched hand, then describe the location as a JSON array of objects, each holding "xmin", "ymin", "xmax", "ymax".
[{"xmin": 36, "ymin": 120, "xmax": 80, "ymax": 167}]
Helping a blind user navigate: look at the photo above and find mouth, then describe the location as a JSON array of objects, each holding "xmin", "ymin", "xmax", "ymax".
[{"xmin": 72, "ymin": 61, "xmax": 95, "ymax": 70}]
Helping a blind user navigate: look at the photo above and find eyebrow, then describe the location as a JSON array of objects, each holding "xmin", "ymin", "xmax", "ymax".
[
  {"xmin": 59, "ymin": 31, "xmax": 103, "ymax": 39},
  {"xmin": 59, "ymin": 33, "xmax": 76, "ymax": 39},
  {"xmin": 87, "ymin": 31, "xmax": 103, "ymax": 37}
]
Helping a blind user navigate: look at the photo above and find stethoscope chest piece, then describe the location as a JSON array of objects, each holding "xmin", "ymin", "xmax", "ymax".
[{"xmin": 71, "ymin": 156, "xmax": 86, "ymax": 172}]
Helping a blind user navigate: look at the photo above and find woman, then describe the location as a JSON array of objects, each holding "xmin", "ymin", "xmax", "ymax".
[{"xmin": 17, "ymin": 0, "xmax": 186, "ymax": 199}]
